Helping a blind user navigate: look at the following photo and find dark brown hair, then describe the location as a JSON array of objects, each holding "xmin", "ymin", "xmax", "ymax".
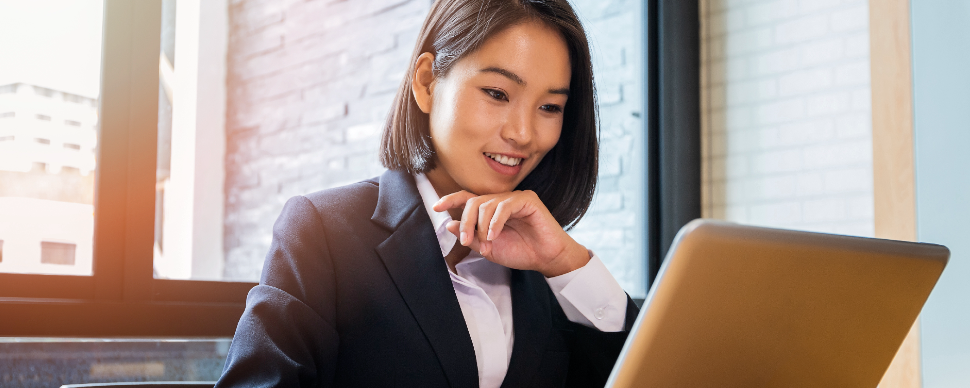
[{"xmin": 380, "ymin": 0, "xmax": 598, "ymax": 230}]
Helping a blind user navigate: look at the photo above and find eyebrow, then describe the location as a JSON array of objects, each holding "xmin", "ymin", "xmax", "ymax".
[{"xmin": 480, "ymin": 66, "xmax": 570, "ymax": 96}]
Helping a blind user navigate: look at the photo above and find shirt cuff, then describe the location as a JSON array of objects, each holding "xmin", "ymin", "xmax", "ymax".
[{"xmin": 545, "ymin": 251, "xmax": 628, "ymax": 332}]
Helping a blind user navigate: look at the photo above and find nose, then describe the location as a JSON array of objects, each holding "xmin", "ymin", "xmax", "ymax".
[{"xmin": 500, "ymin": 104, "xmax": 534, "ymax": 147}]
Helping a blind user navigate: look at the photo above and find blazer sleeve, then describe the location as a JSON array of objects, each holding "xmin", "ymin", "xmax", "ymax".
[
  {"xmin": 559, "ymin": 294, "xmax": 640, "ymax": 388},
  {"xmin": 216, "ymin": 196, "xmax": 339, "ymax": 388}
]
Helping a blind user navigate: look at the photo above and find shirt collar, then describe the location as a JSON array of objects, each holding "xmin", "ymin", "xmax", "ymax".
[{"xmin": 414, "ymin": 173, "xmax": 459, "ymax": 258}]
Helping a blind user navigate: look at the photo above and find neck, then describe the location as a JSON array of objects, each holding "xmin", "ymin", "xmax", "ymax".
[{"xmin": 425, "ymin": 167, "xmax": 465, "ymax": 221}]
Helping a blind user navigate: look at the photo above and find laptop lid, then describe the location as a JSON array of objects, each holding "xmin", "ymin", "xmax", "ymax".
[{"xmin": 607, "ymin": 220, "xmax": 949, "ymax": 388}]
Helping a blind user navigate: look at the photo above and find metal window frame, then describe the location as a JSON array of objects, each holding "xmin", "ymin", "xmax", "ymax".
[{"xmin": 644, "ymin": 0, "xmax": 702, "ymax": 288}]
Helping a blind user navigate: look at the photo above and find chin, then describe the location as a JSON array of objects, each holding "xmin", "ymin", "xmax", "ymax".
[{"xmin": 465, "ymin": 176, "xmax": 519, "ymax": 195}]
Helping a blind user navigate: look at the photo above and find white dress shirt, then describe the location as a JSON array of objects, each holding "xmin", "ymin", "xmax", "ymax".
[{"xmin": 413, "ymin": 173, "xmax": 628, "ymax": 388}]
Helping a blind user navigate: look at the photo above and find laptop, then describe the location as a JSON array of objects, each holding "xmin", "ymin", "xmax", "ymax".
[{"xmin": 606, "ymin": 220, "xmax": 949, "ymax": 388}]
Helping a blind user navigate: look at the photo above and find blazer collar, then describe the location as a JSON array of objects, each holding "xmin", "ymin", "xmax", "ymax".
[
  {"xmin": 372, "ymin": 169, "xmax": 553, "ymax": 388},
  {"xmin": 373, "ymin": 169, "xmax": 479, "ymax": 388},
  {"xmin": 371, "ymin": 169, "xmax": 422, "ymax": 231}
]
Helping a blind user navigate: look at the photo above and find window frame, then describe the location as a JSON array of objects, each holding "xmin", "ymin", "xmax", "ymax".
[
  {"xmin": 0, "ymin": 0, "xmax": 701, "ymax": 337},
  {"xmin": 644, "ymin": 0, "xmax": 702, "ymax": 288},
  {"xmin": 0, "ymin": 0, "xmax": 250, "ymax": 337}
]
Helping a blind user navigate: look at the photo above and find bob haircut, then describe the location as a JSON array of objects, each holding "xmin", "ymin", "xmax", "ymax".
[{"xmin": 380, "ymin": 0, "xmax": 598, "ymax": 230}]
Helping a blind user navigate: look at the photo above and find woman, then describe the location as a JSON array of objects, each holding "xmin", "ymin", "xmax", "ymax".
[{"xmin": 216, "ymin": 0, "xmax": 638, "ymax": 387}]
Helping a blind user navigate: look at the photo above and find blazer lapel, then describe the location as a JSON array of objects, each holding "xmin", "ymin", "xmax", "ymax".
[
  {"xmin": 501, "ymin": 269, "xmax": 553, "ymax": 388},
  {"xmin": 372, "ymin": 169, "xmax": 479, "ymax": 388}
]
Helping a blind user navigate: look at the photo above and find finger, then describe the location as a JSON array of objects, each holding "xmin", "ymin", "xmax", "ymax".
[
  {"xmin": 478, "ymin": 240, "xmax": 491, "ymax": 258},
  {"xmin": 477, "ymin": 198, "xmax": 499, "ymax": 244},
  {"xmin": 459, "ymin": 196, "xmax": 484, "ymax": 246},
  {"xmin": 447, "ymin": 220, "xmax": 487, "ymax": 256},
  {"xmin": 488, "ymin": 198, "xmax": 518, "ymax": 240},
  {"xmin": 434, "ymin": 190, "xmax": 477, "ymax": 212},
  {"xmin": 446, "ymin": 220, "xmax": 460, "ymax": 237}
]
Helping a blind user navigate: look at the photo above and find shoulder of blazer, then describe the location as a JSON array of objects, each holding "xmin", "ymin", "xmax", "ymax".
[
  {"xmin": 298, "ymin": 170, "xmax": 423, "ymax": 233},
  {"xmin": 294, "ymin": 169, "xmax": 423, "ymax": 232},
  {"xmin": 259, "ymin": 176, "xmax": 383, "ymax": 323},
  {"xmin": 301, "ymin": 175, "xmax": 380, "ymax": 219}
]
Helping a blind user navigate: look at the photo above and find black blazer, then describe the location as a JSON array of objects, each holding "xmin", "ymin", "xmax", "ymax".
[{"xmin": 216, "ymin": 169, "xmax": 639, "ymax": 387}]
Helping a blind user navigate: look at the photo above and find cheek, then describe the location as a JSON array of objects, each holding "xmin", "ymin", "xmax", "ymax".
[
  {"xmin": 536, "ymin": 119, "xmax": 564, "ymax": 155},
  {"xmin": 432, "ymin": 89, "xmax": 498, "ymax": 146},
  {"xmin": 428, "ymin": 88, "xmax": 458, "ymax": 141}
]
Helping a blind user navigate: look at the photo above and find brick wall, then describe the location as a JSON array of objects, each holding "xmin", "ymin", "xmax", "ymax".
[
  {"xmin": 700, "ymin": 0, "xmax": 874, "ymax": 237},
  {"xmin": 224, "ymin": 0, "xmax": 431, "ymax": 280},
  {"xmin": 224, "ymin": 0, "xmax": 646, "ymax": 296},
  {"xmin": 567, "ymin": 0, "xmax": 644, "ymax": 296}
]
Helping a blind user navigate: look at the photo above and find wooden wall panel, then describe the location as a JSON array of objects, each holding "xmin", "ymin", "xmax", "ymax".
[{"xmin": 870, "ymin": 0, "xmax": 920, "ymax": 387}]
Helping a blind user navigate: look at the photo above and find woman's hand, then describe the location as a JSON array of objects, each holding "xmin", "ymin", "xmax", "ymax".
[{"xmin": 433, "ymin": 190, "xmax": 590, "ymax": 277}]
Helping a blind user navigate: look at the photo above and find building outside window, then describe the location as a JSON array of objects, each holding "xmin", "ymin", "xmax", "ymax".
[{"xmin": 0, "ymin": 0, "xmax": 99, "ymax": 279}]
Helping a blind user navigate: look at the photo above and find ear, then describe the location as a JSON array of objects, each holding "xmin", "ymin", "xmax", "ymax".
[{"xmin": 411, "ymin": 52, "xmax": 436, "ymax": 114}]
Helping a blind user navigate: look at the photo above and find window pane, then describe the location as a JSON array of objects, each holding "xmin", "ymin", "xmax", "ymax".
[
  {"xmin": 153, "ymin": 0, "xmax": 231, "ymax": 281},
  {"xmin": 156, "ymin": 0, "xmax": 645, "ymax": 296},
  {"xmin": 0, "ymin": 0, "xmax": 103, "ymax": 276}
]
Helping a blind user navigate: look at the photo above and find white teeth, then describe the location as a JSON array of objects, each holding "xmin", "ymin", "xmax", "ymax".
[{"xmin": 485, "ymin": 152, "xmax": 522, "ymax": 167}]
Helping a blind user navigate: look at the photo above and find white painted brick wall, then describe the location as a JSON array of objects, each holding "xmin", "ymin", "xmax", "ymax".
[
  {"xmin": 701, "ymin": 0, "xmax": 874, "ymax": 237},
  {"xmin": 568, "ymin": 0, "xmax": 645, "ymax": 297}
]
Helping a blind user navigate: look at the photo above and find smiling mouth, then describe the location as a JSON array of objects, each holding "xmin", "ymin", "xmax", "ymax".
[{"xmin": 484, "ymin": 152, "xmax": 523, "ymax": 167}]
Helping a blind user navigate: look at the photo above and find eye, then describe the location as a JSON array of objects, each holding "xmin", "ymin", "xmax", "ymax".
[
  {"xmin": 482, "ymin": 88, "xmax": 508, "ymax": 101},
  {"xmin": 540, "ymin": 104, "xmax": 563, "ymax": 114}
]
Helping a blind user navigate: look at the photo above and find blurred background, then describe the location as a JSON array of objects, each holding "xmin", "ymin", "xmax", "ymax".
[{"xmin": 0, "ymin": 0, "xmax": 967, "ymax": 386}]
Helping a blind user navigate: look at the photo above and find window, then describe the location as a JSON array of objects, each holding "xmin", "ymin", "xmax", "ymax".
[
  {"xmin": 152, "ymin": 0, "xmax": 229, "ymax": 282},
  {"xmin": 33, "ymin": 85, "xmax": 57, "ymax": 98},
  {"xmin": 63, "ymin": 93, "xmax": 94, "ymax": 105},
  {"xmin": 40, "ymin": 241, "xmax": 76, "ymax": 265},
  {"xmin": 1, "ymin": 1, "xmax": 248, "ymax": 339},
  {"xmin": 0, "ymin": 0, "xmax": 100, "ymax": 281},
  {"xmin": 0, "ymin": 112, "xmax": 13, "ymax": 118},
  {"xmin": 65, "ymin": 119, "xmax": 81, "ymax": 126},
  {"xmin": 64, "ymin": 143, "xmax": 81, "ymax": 150}
]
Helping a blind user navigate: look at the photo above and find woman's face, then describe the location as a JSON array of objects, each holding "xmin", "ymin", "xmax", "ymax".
[{"xmin": 417, "ymin": 21, "xmax": 572, "ymax": 196}]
